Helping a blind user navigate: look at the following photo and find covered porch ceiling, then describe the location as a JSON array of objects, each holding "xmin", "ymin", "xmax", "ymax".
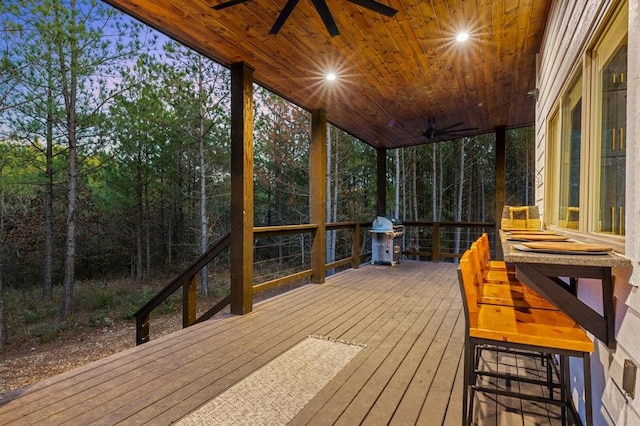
[{"xmin": 102, "ymin": 0, "xmax": 550, "ymax": 149}]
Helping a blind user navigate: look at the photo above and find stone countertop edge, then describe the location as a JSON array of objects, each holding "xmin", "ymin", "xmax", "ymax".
[{"xmin": 499, "ymin": 233, "xmax": 633, "ymax": 268}]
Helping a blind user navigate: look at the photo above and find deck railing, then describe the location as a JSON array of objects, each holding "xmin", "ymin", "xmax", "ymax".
[
  {"xmin": 401, "ymin": 221, "xmax": 496, "ymax": 262},
  {"xmin": 134, "ymin": 220, "xmax": 495, "ymax": 344},
  {"xmin": 134, "ymin": 232, "xmax": 232, "ymax": 345}
]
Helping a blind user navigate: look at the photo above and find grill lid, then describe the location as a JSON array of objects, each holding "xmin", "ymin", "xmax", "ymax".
[{"xmin": 371, "ymin": 216, "xmax": 403, "ymax": 233}]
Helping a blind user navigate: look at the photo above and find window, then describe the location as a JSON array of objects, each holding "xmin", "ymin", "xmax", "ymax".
[
  {"xmin": 547, "ymin": 1, "xmax": 627, "ymax": 243},
  {"xmin": 546, "ymin": 111, "xmax": 561, "ymax": 226},
  {"xmin": 558, "ymin": 73, "xmax": 582, "ymax": 229},
  {"xmin": 592, "ymin": 18, "xmax": 627, "ymax": 235}
]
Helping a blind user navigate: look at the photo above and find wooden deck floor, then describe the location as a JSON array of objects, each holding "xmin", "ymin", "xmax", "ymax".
[{"xmin": 0, "ymin": 261, "xmax": 562, "ymax": 425}]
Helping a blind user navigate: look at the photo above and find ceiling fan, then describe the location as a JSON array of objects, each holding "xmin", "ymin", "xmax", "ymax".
[
  {"xmin": 419, "ymin": 118, "xmax": 478, "ymax": 141},
  {"xmin": 212, "ymin": 0, "xmax": 398, "ymax": 37}
]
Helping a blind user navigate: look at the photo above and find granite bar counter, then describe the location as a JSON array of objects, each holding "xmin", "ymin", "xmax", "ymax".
[
  {"xmin": 501, "ymin": 232, "xmax": 631, "ymax": 268},
  {"xmin": 499, "ymin": 231, "xmax": 632, "ymax": 349}
]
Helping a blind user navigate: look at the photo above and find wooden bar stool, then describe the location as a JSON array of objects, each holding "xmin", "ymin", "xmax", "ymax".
[
  {"xmin": 478, "ymin": 233, "xmax": 515, "ymax": 274},
  {"xmin": 458, "ymin": 251, "xmax": 594, "ymax": 425},
  {"xmin": 465, "ymin": 247, "xmax": 558, "ymax": 311}
]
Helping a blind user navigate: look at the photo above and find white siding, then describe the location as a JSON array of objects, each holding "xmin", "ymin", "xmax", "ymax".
[{"xmin": 536, "ymin": 0, "xmax": 640, "ymax": 424}]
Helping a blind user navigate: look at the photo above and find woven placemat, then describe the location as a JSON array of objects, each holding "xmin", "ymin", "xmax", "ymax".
[{"xmin": 177, "ymin": 335, "xmax": 366, "ymax": 425}]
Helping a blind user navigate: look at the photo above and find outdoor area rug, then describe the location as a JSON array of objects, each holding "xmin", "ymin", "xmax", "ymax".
[{"xmin": 177, "ymin": 335, "xmax": 367, "ymax": 426}]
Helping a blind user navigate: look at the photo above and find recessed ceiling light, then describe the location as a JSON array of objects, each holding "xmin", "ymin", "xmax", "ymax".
[
  {"xmin": 326, "ymin": 72, "xmax": 337, "ymax": 81},
  {"xmin": 456, "ymin": 32, "xmax": 469, "ymax": 42}
]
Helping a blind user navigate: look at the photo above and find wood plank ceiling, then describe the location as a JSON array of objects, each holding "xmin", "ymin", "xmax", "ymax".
[{"xmin": 102, "ymin": 0, "xmax": 550, "ymax": 149}]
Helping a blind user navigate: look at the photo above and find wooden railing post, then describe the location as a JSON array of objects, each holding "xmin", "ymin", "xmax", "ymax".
[
  {"xmin": 310, "ymin": 109, "xmax": 327, "ymax": 283},
  {"xmin": 133, "ymin": 232, "xmax": 231, "ymax": 345},
  {"xmin": 183, "ymin": 275, "xmax": 197, "ymax": 328},
  {"xmin": 352, "ymin": 223, "xmax": 360, "ymax": 269},
  {"xmin": 136, "ymin": 313, "xmax": 149, "ymax": 345},
  {"xmin": 432, "ymin": 222, "xmax": 441, "ymax": 263}
]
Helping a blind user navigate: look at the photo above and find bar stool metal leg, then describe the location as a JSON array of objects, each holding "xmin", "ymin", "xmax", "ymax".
[
  {"xmin": 560, "ymin": 355, "xmax": 569, "ymax": 426},
  {"xmin": 462, "ymin": 340, "xmax": 472, "ymax": 425},
  {"xmin": 584, "ymin": 352, "xmax": 593, "ymax": 426}
]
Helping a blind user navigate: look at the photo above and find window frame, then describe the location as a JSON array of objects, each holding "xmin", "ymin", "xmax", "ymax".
[{"xmin": 544, "ymin": 0, "xmax": 628, "ymax": 253}]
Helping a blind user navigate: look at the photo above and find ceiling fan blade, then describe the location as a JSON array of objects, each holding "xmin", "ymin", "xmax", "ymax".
[
  {"xmin": 437, "ymin": 122, "xmax": 464, "ymax": 133},
  {"xmin": 270, "ymin": 0, "xmax": 300, "ymax": 34},
  {"xmin": 347, "ymin": 0, "xmax": 397, "ymax": 17},
  {"xmin": 441, "ymin": 126, "xmax": 480, "ymax": 134},
  {"xmin": 311, "ymin": 0, "xmax": 339, "ymax": 37},
  {"xmin": 212, "ymin": 0, "xmax": 251, "ymax": 10}
]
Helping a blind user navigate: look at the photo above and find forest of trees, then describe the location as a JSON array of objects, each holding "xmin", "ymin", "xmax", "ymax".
[{"xmin": 0, "ymin": 0, "xmax": 535, "ymax": 338}]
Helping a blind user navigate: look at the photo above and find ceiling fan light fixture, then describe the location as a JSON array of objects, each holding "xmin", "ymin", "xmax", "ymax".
[
  {"xmin": 456, "ymin": 32, "xmax": 470, "ymax": 42},
  {"xmin": 326, "ymin": 72, "xmax": 337, "ymax": 81}
]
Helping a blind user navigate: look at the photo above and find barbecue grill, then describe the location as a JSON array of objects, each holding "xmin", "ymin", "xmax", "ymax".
[{"xmin": 370, "ymin": 216, "xmax": 404, "ymax": 265}]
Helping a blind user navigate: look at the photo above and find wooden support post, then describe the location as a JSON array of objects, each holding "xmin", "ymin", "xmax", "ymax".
[
  {"xmin": 230, "ymin": 62, "xmax": 254, "ymax": 314},
  {"xmin": 432, "ymin": 222, "xmax": 440, "ymax": 263},
  {"xmin": 495, "ymin": 125, "xmax": 507, "ymax": 259},
  {"xmin": 376, "ymin": 147, "xmax": 387, "ymax": 217},
  {"xmin": 310, "ymin": 109, "xmax": 327, "ymax": 284},
  {"xmin": 183, "ymin": 275, "xmax": 197, "ymax": 327}
]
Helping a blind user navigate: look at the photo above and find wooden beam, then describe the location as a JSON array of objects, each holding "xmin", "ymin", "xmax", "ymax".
[
  {"xmin": 495, "ymin": 125, "xmax": 506, "ymax": 259},
  {"xmin": 310, "ymin": 109, "xmax": 327, "ymax": 284},
  {"xmin": 377, "ymin": 147, "xmax": 387, "ymax": 216},
  {"xmin": 230, "ymin": 62, "xmax": 254, "ymax": 314}
]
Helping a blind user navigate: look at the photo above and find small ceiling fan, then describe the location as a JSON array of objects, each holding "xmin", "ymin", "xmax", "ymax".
[
  {"xmin": 212, "ymin": 0, "xmax": 398, "ymax": 37},
  {"xmin": 420, "ymin": 118, "xmax": 478, "ymax": 141}
]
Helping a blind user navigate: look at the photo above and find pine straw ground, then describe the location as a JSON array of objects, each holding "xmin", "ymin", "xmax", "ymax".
[
  {"xmin": 0, "ymin": 278, "xmax": 306, "ymax": 396},
  {"xmin": 0, "ymin": 313, "xmax": 182, "ymax": 395}
]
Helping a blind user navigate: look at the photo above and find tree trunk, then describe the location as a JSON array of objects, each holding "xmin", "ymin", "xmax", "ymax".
[
  {"xmin": 145, "ymin": 192, "xmax": 151, "ymax": 283},
  {"xmin": 43, "ymin": 81, "xmax": 54, "ymax": 300},
  {"xmin": 60, "ymin": 120, "xmax": 77, "ymax": 321},
  {"xmin": 325, "ymin": 126, "xmax": 336, "ymax": 271},
  {"xmin": 60, "ymin": 2, "xmax": 79, "ymax": 320},
  {"xmin": 394, "ymin": 149, "xmax": 400, "ymax": 219},
  {"xmin": 453, "ymin": 139, "xmax": 466, "ymax": 257},
  {"xmin": 0, "ymin": 268, "xmax": 6, "ymax": 346},
  {"xmin": 0, "ymin": 200, "xmax": 6, "ymax": 345},
  {"xmin": 432, "ymin": 144, "xmax": 437, "ymax": 221},
  {"xmin": 481, "ymin": 159, "xmax": 486, "ymax": 219},
  {"xmin": 401, "ymin": 149, "xmax": 406, "ymax": 220},
  {"xmin": 411, "ymin": 148, "xmax": 418, "ymax": 253},
  {"xmin": 198, "ymin": 57, "xmax": 209, "ymax": 296},
  {"xmin": 332, "ymin": 134, "xmax": 338, "ymax": 225},
  {"xmin": 525, "ymin": 134, "xmax": 530, "ymax": 204},
  {"xmin": 412, "ymin": 148, "xmax": 418, "ymax": 221},
  {"xmin": 135, "ymin": 151, "xmax": 143, "ymax": 282},
  {"xmin": 438, "ymin": 144, "xmax": 444, "ymax": 220}
]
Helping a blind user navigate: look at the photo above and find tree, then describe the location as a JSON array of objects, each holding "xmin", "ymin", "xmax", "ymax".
[
  {"xmin": 109, "ymin": 54, "xmax": 166, "ymax": 283},
  {"xmin": 507, "ymin": 127, "xmax": 535, "ymax": 205},
  {"xmin": 323, "ymin": 125, "xmax": 376, "ymax": 265},
  {"xmin": 161, "ymin": 42, "xmax": 230, "ymax": 294},
  {"xmin": 254, "ymin": 88, "xmax": 310, "ymax": 273},
  {"xmin": 453, "ymin": 137, "xmax": 467, "ymax": 255},
  {"xmin": 0, "ymin": 268, "xmax": 5, "ymax": 346},
  {"xmin": 0, "ymin": 142, "xmax": 47, "ymax": 344},
  {"xmin": 326, "ymin": 125, "xmax": 336, "ymax": 267},
  {"xmin": 5, "ymin": 0, "xmax": 145, "ymax": 320}
]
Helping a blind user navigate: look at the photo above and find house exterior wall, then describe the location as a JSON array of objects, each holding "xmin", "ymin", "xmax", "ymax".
[{"xmin": 536, "ymin": 0, "xmax": 640, "ymax": 424}]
